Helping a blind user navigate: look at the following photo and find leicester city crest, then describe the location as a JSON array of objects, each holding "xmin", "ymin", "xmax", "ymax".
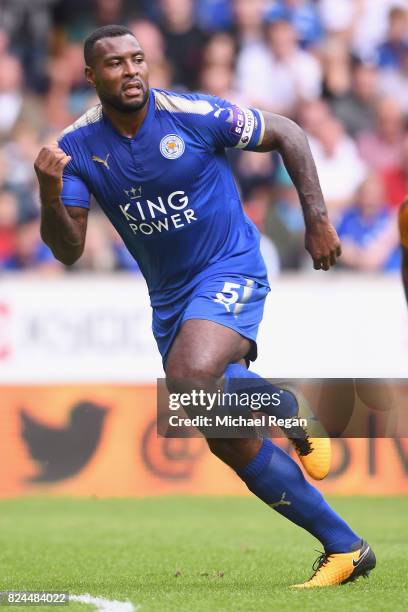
[{"xmin": 160, "ymin": 134, "xmax": 185, "ymax": 159}]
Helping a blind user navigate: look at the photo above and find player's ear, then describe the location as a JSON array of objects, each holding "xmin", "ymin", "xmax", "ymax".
[{"xmin": 85, "ymin": 65, "xmax": 96, "ymax": 88}]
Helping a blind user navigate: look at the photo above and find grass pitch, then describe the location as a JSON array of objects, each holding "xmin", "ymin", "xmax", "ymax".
[{"xmin": 0, "ymin": 496, "xmax": 406, "ymax": 611}]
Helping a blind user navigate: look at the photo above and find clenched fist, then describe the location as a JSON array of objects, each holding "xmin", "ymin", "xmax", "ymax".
[{"xmin": 34, "ymin": 142, "xmax": 72, "ymax": 199}]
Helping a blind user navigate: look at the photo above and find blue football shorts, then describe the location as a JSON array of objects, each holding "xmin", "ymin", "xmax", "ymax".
[{"xmin": 152, "ymin": 274, "xmax": 270, "ymax": 367}]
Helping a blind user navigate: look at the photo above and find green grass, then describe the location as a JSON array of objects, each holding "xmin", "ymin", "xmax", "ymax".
[{"xmin": 0, "ymin": 496, "xmax": 406, "ymax": 611}]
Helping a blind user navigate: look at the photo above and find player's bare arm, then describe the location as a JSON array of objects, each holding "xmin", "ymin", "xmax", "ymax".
[
  {"xmin": 256, "ymin": 111, "xmax": 341, "ymax": 271},
  {"xmin": 34, "ymin": 142, "xmax": 88, "ymax": 265}
]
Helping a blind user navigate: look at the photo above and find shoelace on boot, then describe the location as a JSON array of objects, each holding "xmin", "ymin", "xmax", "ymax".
[
  {"xmin": 284, "ymin": 425, "xmax": 313, "ymax": 456},
  {"xmin": 308, "ymin": 550, "xmax": 331, "ymax": 580}
]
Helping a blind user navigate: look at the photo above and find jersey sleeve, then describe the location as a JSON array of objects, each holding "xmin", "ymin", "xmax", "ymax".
[
  {"xmin": 58, "ymin": 135, "xmax": 91, "ymax": 209},
  {"xmin": 197, "ymin": 94, "xmax": 266, "ymax": 151}
]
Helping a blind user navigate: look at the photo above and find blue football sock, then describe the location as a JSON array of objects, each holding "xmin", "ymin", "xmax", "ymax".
[
  {"xmin": 237, "ymin": 439, "xmax": 360, "ymax": 553},
  {"xmin": 224, "ymin": 363, "xmax": 298, "ymax": 419}
]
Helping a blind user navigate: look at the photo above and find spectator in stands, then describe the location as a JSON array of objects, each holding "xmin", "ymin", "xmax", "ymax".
[
  {"xmin": 1, "ymin": 0, "xmax": 408, "ymax": 276},
  {"xmin": 200, "ymin": 62, "xmax": 237, "ymax": 100},
  {"xmin": 379, "ymin": 39, "xmax": 408, "ymax": 110},
  {"xmin": 232, "ymin": 0, "xmax": 269, "ymax": 47},
  {"xmin": 265, "ymin": 0, "xmax": 323, "ymax": 49},
  {"xmin": 383, "ymin": 132, "xmax": 408, "ymax": 210},
  {"xmin": 0, "ymin": 214, "xmax": 61, "ymax": 274},
  {"xmin": 358, "ymin": 96, "xmax": 405, "ymax": 172},
  {"xmin": 236, "ymin": 18, "xmax": 322, "ymax": 113},
  {"xmin": 0, "ymin": 26, "xmax": 9, "ymax": 55},
  {"xmin": 129, "ymin": 19, "xmax": 166, "ymax": 65},
  {"xmin": 108, "ymin": 225, "xmax": 142, "ymax": 273},
  {"xmin": 337, "ymin": 173, "xmax": 400, "ymax": 272},
  {"xmin": 129, "ymin": 19, "xmax": 173, "ymax": 89},
  {"xmin": 70, "ymin": 214, "xmax": 115, "ymax": 272},
  {"xmin": 159, "ymin": 0, "xmax": 206, "ymax": 90},
  {"xmin": 355, "ymin": 0, "xmax": 408, "ymax": 59},
  {"xmin": 262, "ymin": 18, "xmax": 322, "ymax": 107},
  {"xmin": 0, "ymin": 189, "xmax": 18, "ymax": 264},
  {"xmin": 65, "ymin": 43, "xmax": 95, "ymax": 115},
  {"xmin": 317, "ymin": 0, "xmax": 356, "ymax": 44},
  {"xmin": 265, "ymin": 164, "xmax": 305, "ymax": 269},
  {"xmin": 52, "ymin": 0, "xmax": 92, "ymax": 43},
  {"xmin": 297, "ymin": 98, "xmax": 332, "ymax": 140},
  {"xmin": 320, "ymin": 37, "xmax": 351, "ymax": 102},
  {"xmin": 377, "ymin": 6, "xmax": 408, "ymax": 69},
  {"xmin": 203, "ymin": 32, "xmax": 237, "ymax": 68},
  {"xmin": 1, "ymin": 124, "xmax": 40, "ymax": 221},
  {"xmin": 233, "ymin": 150, "xmax": 276, "ymax": 200},
  {"xmin": 319, "ymin": 0, "xmax": 407, "ymax": 59},
  {"xmin": 308, "ymin": 116, "xmax": 367, "ymax": 216},
  {"xmin": 0, "ymin": 52, "xmax": 24, "ymax": 136},
  {"xmin": 93, "ymin": 0, "xmax": 128, "ymax": 28},
  {"xmin": 197, "ymin": 0, "xmax": 233, "ymax": 33},
  {"xmin": 243, "ymin": 182, "xmax": 281, "ymax": 282},
  {"xmin": 200, "ymin": 34, "xmax": 238, "ymax": 99},
  {"xmin": 0, "ymin": 0, "xmax": 55, "ymax": 91},
  {"xmin": 56, "ymin": 0, "xmax": 129, "ymax": 44},
  {"xmin": 328, "ymin": 59, "xmax": 379, "ymax": 137}
]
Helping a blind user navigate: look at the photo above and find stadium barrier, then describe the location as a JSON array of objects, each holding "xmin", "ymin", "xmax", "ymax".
[
  {"xmin": 0, "ymin": 274, "xmax": 407, "ymax": 497},
  {"xmin": 1, "ymin": 385, "xmax": 407, "ymax": 498},
  {"xmin": 0, "ymin": 273, "xmax": 407, "ymax": 382}
]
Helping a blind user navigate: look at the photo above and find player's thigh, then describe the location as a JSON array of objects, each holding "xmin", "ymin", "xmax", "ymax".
[
  {"xmin": 165, "ymin": 318, "xmax": 250, "ymax": 380},
  {"xmin": 165, "ymin": 275, "xmax": 269, "ymax": 379}
]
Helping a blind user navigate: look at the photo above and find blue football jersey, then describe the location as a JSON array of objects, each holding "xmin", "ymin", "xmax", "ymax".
[{"xmin": 59, "ymin": 88, "xmax": 269, "ymax": 306}]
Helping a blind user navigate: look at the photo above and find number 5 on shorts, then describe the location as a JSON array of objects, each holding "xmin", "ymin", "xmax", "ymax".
[{"xmin": 214, "ymin": 282, "xmax": 241, "ymax": 313}]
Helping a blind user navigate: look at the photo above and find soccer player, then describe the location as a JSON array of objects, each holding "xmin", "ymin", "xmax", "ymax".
[
  {"xmin": 399, "ymin": 199, "xmax": 408, "ymax": 304},
  {"xmin": 34, "ymin": 25, "xmax": 375, "ymax": 587}
]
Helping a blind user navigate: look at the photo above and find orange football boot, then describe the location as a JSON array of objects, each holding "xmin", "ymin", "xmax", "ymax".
[{"xmin": 291, "ymin": 540, "xmax": 376, "ymax": 588}]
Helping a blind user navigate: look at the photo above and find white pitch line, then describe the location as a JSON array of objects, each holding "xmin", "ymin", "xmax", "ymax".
[{"xmin": 70, "ymin": 594, "xmax": 137, "ymax": 611}]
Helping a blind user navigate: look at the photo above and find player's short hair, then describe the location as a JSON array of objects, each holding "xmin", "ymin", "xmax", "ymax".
[{"xmin": 84, "ymin": 25, "xmax": 136, "ymax": 66}]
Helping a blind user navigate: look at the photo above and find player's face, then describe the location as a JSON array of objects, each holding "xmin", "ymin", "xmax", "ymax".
[{"xmin": 86, "ymin": 35, "xmax": 150, "ymax": 113}]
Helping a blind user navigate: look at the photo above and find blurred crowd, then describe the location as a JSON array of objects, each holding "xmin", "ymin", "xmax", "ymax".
[{"xmin": 1, "ymin": 0, "xmax": 408, "ymax": 278}]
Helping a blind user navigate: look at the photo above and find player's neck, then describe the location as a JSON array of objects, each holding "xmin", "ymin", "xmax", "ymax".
[{"xmin": 102, "ymin": 98, "xmax": 150, "ymax": 139}]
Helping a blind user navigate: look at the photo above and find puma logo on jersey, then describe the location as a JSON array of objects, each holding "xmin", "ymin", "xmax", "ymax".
[
  {"xmin": 213, "ymin": 104, "xmax": 228, "ymax": 118},
  {"xmin": 92, "ymin": 153, "xmax": 110, "ymax": 169},
  {"xmin": 269, "ymin": 492, "xmax": 291, "ymax": 509}
]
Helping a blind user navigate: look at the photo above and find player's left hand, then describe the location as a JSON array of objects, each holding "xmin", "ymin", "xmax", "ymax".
[{"xmin": 305, "ymin": 221, "xmax": 342, "ymax": 271}]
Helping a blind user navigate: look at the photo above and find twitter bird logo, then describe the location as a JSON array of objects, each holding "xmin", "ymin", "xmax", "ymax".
[{"xmin": 20, "ymin": 402, "xmax": 108, "ymax": 483}]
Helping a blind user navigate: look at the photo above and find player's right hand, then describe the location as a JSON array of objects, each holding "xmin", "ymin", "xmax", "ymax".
[
  {"xmin": 34, "ymin": 142, "xmax": 72, "ymax": 198},
  {"xmin": 305, "ymin": 220, "xmax": 342, "ymax": 271}
]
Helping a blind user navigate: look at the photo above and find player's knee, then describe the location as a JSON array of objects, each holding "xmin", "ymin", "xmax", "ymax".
[{"xmin": 166, "ymin": 362, "xmax": 219, "ymax": 395}]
